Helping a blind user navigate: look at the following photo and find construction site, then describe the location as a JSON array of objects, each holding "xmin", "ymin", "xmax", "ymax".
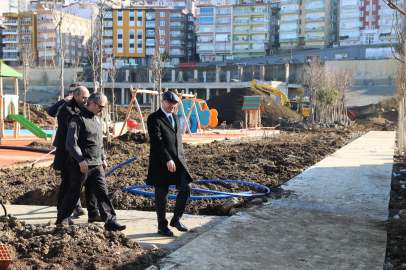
[{"xmin": 0, "ymin": 58, "xmax": 405, "ymax": 269}]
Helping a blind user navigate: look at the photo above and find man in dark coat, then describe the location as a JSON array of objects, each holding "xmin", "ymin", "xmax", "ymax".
[
  {"xmin": 51, "ymin": 86, "xmax": 100, "ymax": 223},
  {"xmin": 147, "ymin": 91, "xmax": 193, "ymax": 237}
]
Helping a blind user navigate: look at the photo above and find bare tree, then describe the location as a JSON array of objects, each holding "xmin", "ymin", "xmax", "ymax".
[
  {"xmin": 106, "ymin": 55, "xmax": 120, "ymax": 121},
  {"xmin": 50, "ymin": 8, "xmax": 69, "ymax": 100},
  {"xmin": 149, "ymin": 27, "xmax": 170, "ymax": 108},
  {"xmin": 20, "ymin": 48, "xmax": 37, "ymax": 117}
]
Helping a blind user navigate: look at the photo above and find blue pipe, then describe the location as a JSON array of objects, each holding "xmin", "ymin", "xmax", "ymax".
[
  {"xmin": 107, "ymin": 157, "xmax": 270, "ymax": 200},
  {"xmin": 105, "ymin": 157, "xmax": 138, "ymax": 177}
]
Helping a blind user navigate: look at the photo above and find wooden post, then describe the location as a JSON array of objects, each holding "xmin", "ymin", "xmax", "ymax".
[
  {"xmin": 119, "ymin": 85, "xmax": 140, "ymax": 136},
  {"xmin": 192, "ymin": 94, "xmax": 203, "ymax": 134},
  {"xmin": 132, "ymin": 85, "xmax": 146, "ymax": 133},
  {"xmin": 245, "ymin": 110, "xmax": 248, "ymax": 129},
  {"xmin": 0, "ymin": 76, "xmax": 4, "ymax": 140},
  {"xmin": 14, "ymin": 77, "xmax": 19, "ymax": 138}
]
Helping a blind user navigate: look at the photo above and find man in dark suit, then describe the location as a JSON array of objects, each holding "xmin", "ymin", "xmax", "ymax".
[
  {"xmin": 147, "ymin": 91, "xmax": 193, "ymax": 237},
  {"xmin": 51, "ymin": 86, "xmax": 100, "ymax": 223}
]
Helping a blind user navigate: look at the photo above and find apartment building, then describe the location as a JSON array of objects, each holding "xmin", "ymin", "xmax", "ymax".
[
  {"xmin": 113, "ymin": 4, "xmax": 195, "ymax": 66},
  {"xmin": 36, "ymin": 10, "xmax": 91, "ymax": 67},
  {"xmin": 2, "ymin": 11, "xmax": 37, "ymax": 65},
  {"xmin": 113, "ymin": 9, "xmax": 146, "ymax": 66},
  {"xmin": 339, "ymin": 0, "xmax": 397, "ymax": 46},
  {"xmin": 280, "ymin": 0, "xmax": 337, "ymax": 49},
  {"xmin": 196, "ymin": 0, "xmax": 279, "ymax": 62}
]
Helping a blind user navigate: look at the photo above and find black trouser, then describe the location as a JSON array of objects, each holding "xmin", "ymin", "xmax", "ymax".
[
  {"xmin": 154, "ymin": 169, "xmax": 191, "ymax": 230},
  {"xmin": 56, "ymin": 164, "xmax": 117, "ymax": 225},
  {"xmin": 56, "ymin": 170, "xmax": 99, "ymax": 218}
]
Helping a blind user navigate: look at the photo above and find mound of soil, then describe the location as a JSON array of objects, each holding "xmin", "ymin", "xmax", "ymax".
[
  {"xmin": 0, "ymin": 129, "xmax": 356, "ymax": 216},
  {"xmin": 0, "ymin": 215, "xmax": 167, "ymax": 269},
  {"xmin": 207, "ymin": 88, "xmax": 298, "ymax": 126}
]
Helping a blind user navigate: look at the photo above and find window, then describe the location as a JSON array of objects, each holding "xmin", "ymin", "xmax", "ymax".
[
  {"xmin": 361, "ymin": 1, "xmax": 364, "ymax": 6},
  {"xmin": 366, "ymin": 15, "xmax": 369, "ymax": 21},
  {"xmin": 197, "ymin": 17, "xmax": 214, "ymax": 24},
  {"xmin": 198, "ymin": 7, "xmax": 213, "ymax": 14},
  {"xmin": 360, "ymin": 11, "xmax": 363, "ymax": 17},
  {"xmin": 137, "ymin": 48, "xmax": 142, "ymax": 53},
  {"xmin": 118, "ymin": 29, "xmax": 123, "ymax": 39},
  {"xmin": 160, "ymin": 12, "xmax": 165, "ymax": 17},
  {"xmin": 160, "ymin": 39, "xmax": 165, "ymax": 44},
  {"xmin": 372, "ymin": 25, "xmax": 375, "ymax": 30},
  {"xmin": 365, "ymin": 25, "xmax": 369, "ymax": 30},
  {"xmin": 129, "ymin": 29, "xmax": 135, "ymax": 40},
  {"xmin": 366, "ymin": 5, "xmax": 369, "ymax": 11},
  {"xmin": 160, "ymin": 48, "xmax": 165, "ymax": 53},
  {"xmin": 137, "ymin": 11, "xmax": 143, "ymax": 26},
  {"xmin": 160, "ymin": 21, "xmax": 165, "ymax": 26},
  {"xmin": 117, "ymin": 42, "xmax": 123, "ymax": 53},
  {"xmin": 160, "ymin": 30, "xmax": 165, "ymax": 35},
  {"xmin": 372, "ymin": 15, "xmax": 375, "ymax": 21},
  {"xmin": 129, "ymin": 11, "xmax": 135, "ymax": 26},
  {"xmin": 373, "ymin": 4, "xmax": 376, "ymax": 10},
  {"xmin": 117, "ymin": 11, "xmax": 123, "ymax": 26}
]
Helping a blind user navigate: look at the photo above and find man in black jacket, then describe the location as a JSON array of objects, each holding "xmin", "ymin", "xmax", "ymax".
[
  {"xmin": 147, "ymin": 91, "xmax": 193, "ymax": 237},
  {"xmin": 56, "ymin": 92, "xmax": 126, "ymax": 232},
  {"xmin": 51, "ymin": 86, "xmax": 100, "ymax": 223}
]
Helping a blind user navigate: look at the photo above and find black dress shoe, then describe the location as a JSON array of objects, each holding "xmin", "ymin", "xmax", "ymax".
[
  {"xmin": 104, "ymin": 222, "xmax": 126, "ymax": 232},
  {"xmin": 170, "ymin": 220, "xmax": 188, "ymax": 232},
  {"xmin": 158, "ymin": 227, "xmax": 174, "ymax": 236},
  {"xmin": 55, "ymin": 218, "xmax": 74, "ymax": 226}
]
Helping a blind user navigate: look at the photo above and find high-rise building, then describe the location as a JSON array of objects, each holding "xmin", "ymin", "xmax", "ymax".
[
  {"xmin": 280, "ymin": 0, "xmax": 337, "ymax": 50},
  {"xmin": 2, "ymin": 11, "xmax": 37, "ymax": 65},
  {"xmin": 196, "ymin": 0, "xmax": 279, "ymax": 62},
  {"xmin": 36, "ymin": 10, "xmax": 91, "ymax": 67},
  {"xmin": 339, "ymin": 0, "xmax": 397, "ymax": 46}
]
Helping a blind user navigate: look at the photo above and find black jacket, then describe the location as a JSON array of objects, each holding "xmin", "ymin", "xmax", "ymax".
[
  {"xmin": 53, "ymin": 98, "xmax": 81, "ymax": 171},
  {"xmin": 146, "ymin": 108, "xmax": 192, "ymax": 187},
  {"xmin": 66, "ymin": 106, "xmax": 106, "ymax": 166}
]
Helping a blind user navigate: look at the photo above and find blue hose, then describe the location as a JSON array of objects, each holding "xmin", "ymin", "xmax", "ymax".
[
  {"xmin": 105, "ymin": 156, "xmax": 138, "ymax": 177},
  {"xmin": 107, "ymin": 157, "xmax": 270, "ymax": 200}
]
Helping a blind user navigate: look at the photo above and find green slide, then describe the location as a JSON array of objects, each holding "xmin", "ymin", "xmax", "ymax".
[{"xmin": 7, "ymin": 114, "xmax": 52, "ymax": 140}]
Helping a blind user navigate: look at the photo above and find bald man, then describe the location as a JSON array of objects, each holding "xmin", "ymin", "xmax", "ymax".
[{"xmin": 53, "ymin": 86, "xmax": 100, "ymax": 224}]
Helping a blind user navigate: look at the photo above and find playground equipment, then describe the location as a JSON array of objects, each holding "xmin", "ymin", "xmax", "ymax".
[
  {"xmin": 0, "ymin": 60, "xmax": 23, "ymax": 139},
  {"xmin": 251, "ymin": 79, "xmax": 310, "ymax": 118},
  {"xmin": 242, "ymin": 96, "xmax": 264, "ymax": 129},
  {"xmin": 176, "ymin": 97, "xmax": 218, "ymax": 134}
]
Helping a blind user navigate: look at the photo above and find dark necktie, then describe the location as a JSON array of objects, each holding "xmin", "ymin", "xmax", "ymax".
[{"xmin": 169, "ymin": 115, "xmax": 175, "ymax": 129}]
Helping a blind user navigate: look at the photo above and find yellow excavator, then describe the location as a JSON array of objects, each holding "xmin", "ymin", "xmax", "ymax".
[{"xmin": 251, "ymin": 79, "xmax": 310, "ymax": 118}]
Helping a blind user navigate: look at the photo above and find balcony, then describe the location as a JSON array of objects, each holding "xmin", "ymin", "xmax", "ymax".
[
  {"xmin": 339, "ymin": 36, "xmax": 359, "ymax": 41},
  {"xmin": 3, "ymin": 56, "xmax": 19, "ymax": 61},
  {"xmin": 340, "ymin": 4, "xmax": 361, "ymax": 10},
  {"xmin": 38, "ymin": 46, "xmax": 54, "ymax": 51},
  {"xmin": 20, "ymin": 21, "xmax": 32, "ymax": 25},
  {"xmin": 233, "ymin": 38, "xmax": 249, "ymax": 43},
  {"xmin": 305, "ymin": 0, "xmax": 325, "ymax": 2},
  {"xmin": 37, "ymin": 36, "xmax": 55, "ymax": 42},
  {"xmin": 305, "ymin": 7, "xmax": 325, "ymax": 12},
  {"xmin": 37, "ymin": 18, "xmax": 54, "ymax": 22},
  {"xmin": 251, "ymin": 19, "xmax": 266, "ymax": 24},
  {"xmin": 146, "ymin": 33, "xmax": 155, "ymax": 37},
  {"xmin": 281, "ymin": 0, "xmax": 299, "ymax": 4},
  {"xmin": 305, "ymin": 26, "xmax": 324, "ymax": 32},
  {"xmin": 379, "ymin": 32, "xmax": 396, "ymax": 39},
  {"xmin": 3, "ymin": 47, "xmax": 19, "ymax": 52},
  {"xmin": 251, "ymin": 9, "xmax": 268, "ymax": 14},
  {"xmin": 3, "ymin": 38, "xmax": 19, "ymax": 43},
  {"xmin": 20, "ymin": 38, "xmax": 31, "ymax": 43},
  {"xmin": 249, "ymin": 47, "xmax": 266, "ymax": 52},
  {"xmin": 38, "ymin": 28, "xmax": 54, "ymax": 32},
  {"xmin": 280, "ymin": 9, "xmax": 299, "ymax": 14},
  {"xmin": 217, "ymin": 11, "xmax": 231, "ymax": 16},
  {"xmin": 197, "ymin": 39, "xmax": 214, "ymax": 43},
  {"xmin": 279, "ymin": 29, "xmax": 298, "ymax": 33},
  {"xmin": 3, "ymin": 29, "xmax": 19, "ymax": 35},
  {"xmin": 340, "ymin": 26, "xmax": 360, "ymax": 31},
  {"xmin": 170, "ymin": 53, "xmax": 186, "ymax": 58},
  {"xmin": 170, "ymin": 16, "xmax": 186, "ymax": 23},
  {"xmin": 170, "ymin": 43, "xmax": 186, "ymax": 49},
  {"xmin": 3, "ymin": 20, "xmax": 19, "ymax": 26},
  {"xmin": 234, "ymin": 19, "xmax": 250, "ymax": 25},
  {"xmin": 170, "ymin": 25, "xmax": 186, "ymax": 30},
  {"xmin": 171, "ymin": 34, "xmax": 187, "ymax": 39},
  {"xmin": 233, "ymin": 48, "xmax": 249, "ymax": 53},
  {"xmin": 251, "ymin": 28, "xmax": 268, "ymax": 32},
  {"xmin": 280, "ymin": 19, "xmax": 298, "ymax": 24},
  {"xmin": 305, "ymin": 17, "xmax": 325, "ymax": 22},
  {"xmin": 304, "ymin": 36, "xmax": 324, "ymax": 41},
  {"xmin": 103, "ymin": 35, "xmax": 113, "ymax": 39},
  {"xmin": 279, "ymin": 38, "xmax": 298, "ymax": 42},
  {"xmin": 20, "ymin": 29, "xmax": 31, "ymax": 34}
]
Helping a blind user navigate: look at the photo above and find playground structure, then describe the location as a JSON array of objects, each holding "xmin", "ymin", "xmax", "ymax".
[
  {"xmin": 242, "ymin": 96, "xmax": 264, "ymax": 129},
  {"xmin": 118, "ymin": 85, "xmax": 218, "ymax": 136}
]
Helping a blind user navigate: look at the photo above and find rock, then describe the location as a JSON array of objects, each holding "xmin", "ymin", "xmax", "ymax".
[
  {"xmin": 229, "ymin": 207, "xmax": 238, "ymax": 216},
  {"xmin": 401, "ymin": 263, "xmax": 406, "ymax": 268},
  {"xmin": 377, "ymin": 108, "xmax": 385, "ymax": 113},
  {"xmin": 230, "ymin": 156, "xmax": 237, "ymax": 162},
  {"xmin": 222, "ymin": 197, "xmax": 240, "ymax": 213},
  {"xmin": 251, "ymin": 198, "xmax": 263, "ymax": 204},
  {"xmin": 384, "ymin": 262, "xmax": 394, "ymax": 269},
  {"xmin": 261, "ymin": 197, "xmax": 268, "ymax": 202}
]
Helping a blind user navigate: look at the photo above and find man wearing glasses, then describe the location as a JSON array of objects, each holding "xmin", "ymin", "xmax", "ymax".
[
  {"xmin": 147, "ymin": 91, "xmax": 193, "ymax": 237},
  {"xmin": 50, "ymin": 86, "xmax": 100, "ymax": 225},
  {"xmin": 56, "ymin": 92, "xmax": 126, "ymax": 232}
]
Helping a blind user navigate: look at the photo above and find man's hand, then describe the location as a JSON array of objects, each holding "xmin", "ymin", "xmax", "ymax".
[
  {"xmin": 166, "ymin": 160, "xmax": 176, "ymax": 173},
  {"xmin": 102, "ymin": 160, "xmax": 108, "ymax": 171},
  {"xmin": 64, "ymin": 95, "xmax": 73, "ymax": 103},
  {"xmin": 79, "ymin": 160, "xmax": 88, "ymax": 173}
]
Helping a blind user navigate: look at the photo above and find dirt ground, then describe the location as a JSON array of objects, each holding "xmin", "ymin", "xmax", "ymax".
[{"xmin": 0, "ymin": 94, "xmax": 403, "ymax": 269}]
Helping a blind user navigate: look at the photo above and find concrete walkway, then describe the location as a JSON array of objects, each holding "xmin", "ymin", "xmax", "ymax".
[{"xmin": 149, "ymin": 131, "xmax": 396, "ymax": 270}]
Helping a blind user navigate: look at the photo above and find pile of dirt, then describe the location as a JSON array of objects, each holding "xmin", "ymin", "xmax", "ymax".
[
  {"xmin": 0, "ymin": 215, "xmax": 167, "ymax": 269},
  {"xmin": 27, "ymin": 141, "xmax": 55, "ymax": 150},
  {"xmin": 114, "ymin": 107, "xmax": 151, "ymax": 126},
  {"xmin": 0, "ymin": 129, "xmax": 356, "ymax": 216},
  {"xmin": 206, "ymin": 88, "xmax": 298, "ymax": 127},
  {"xmin": 117, "ymin": 132, "xmax": 150, "ymax": 144}
]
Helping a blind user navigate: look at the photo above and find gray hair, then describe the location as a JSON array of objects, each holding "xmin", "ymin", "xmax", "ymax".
[{"xmin": 88, "ymin": 92, "xmax": 107, "ymax": 104}]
